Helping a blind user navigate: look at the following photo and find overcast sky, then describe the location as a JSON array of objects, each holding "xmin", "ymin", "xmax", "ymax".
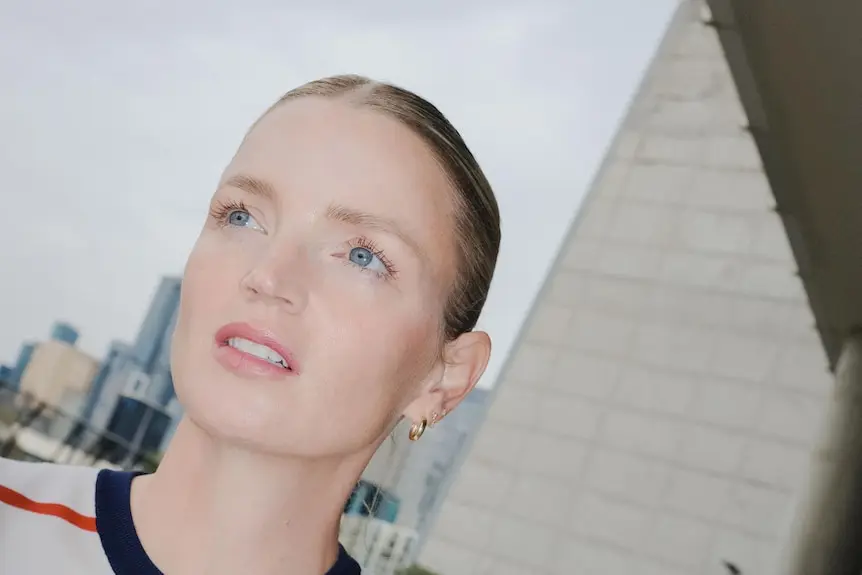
[{"xmin": 0, "ymin": 0, "xmax": 675, "ymax": 389}]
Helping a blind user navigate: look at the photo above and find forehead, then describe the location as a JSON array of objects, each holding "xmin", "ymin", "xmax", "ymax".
[{"xmin": 230, "ymin": 97, "xmax": 456, "ymax": 272}]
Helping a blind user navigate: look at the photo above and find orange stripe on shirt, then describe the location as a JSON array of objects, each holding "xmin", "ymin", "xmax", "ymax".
[{"xmin": 0, "ymin": 483, "xmax": 97, "ymax": 532}]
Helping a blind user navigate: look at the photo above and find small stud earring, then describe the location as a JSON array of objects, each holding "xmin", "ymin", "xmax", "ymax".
[
  {"xmin": 408, "ymin": 418, "xmax": 428, "ymax": 441},
  {"xmin": 430, "ymin": 411, "xmax": 440, "ymax": 427}
]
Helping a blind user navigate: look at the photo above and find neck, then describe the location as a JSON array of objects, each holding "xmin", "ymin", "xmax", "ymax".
[{"xmin": 130, "ymin": 417, "xmax": 370, "ymax": 575}]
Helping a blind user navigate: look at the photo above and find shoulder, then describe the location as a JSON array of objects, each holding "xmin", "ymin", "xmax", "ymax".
[
  {"xmin": 0, "ymin": 456, "xmax": 101, "ymax": 526},
  {"xmin": 0, "ymin": 458, "xmax": 115, "ymax": 573}
]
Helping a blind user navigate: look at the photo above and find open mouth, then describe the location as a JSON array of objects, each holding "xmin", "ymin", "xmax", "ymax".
[
  {"xmin": 214, "ymin": 323, "xmax": 299, "ymax": 376},
  {"xmin": 225, "ymin": 337, "xmax": 293, "ymax": 371}
]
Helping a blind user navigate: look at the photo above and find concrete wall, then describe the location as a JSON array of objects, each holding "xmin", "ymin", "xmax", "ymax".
[{"xmin": 419, "ymin": 2, "xmax": 834, "ymax": 574}]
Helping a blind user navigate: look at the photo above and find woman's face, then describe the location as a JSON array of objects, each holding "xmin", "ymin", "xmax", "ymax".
[{"xmin": 171, "ymin": 97, "xmax": 464, "ymax": 457}]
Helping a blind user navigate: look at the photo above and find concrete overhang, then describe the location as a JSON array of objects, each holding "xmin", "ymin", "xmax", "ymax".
[{"xmin": 705, "ymin": 0, "xmax": 862, "ymax": 368}]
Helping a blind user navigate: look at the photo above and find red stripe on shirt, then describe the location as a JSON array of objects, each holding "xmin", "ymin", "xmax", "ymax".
[{"xmin": 0, "ymin": 483, "xmax": 97, "ymax": 532}]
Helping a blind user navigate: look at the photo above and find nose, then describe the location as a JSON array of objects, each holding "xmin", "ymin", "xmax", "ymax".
[{"xmin": 240, "ymin": 244, "xmax": 309, "ymax": 313}]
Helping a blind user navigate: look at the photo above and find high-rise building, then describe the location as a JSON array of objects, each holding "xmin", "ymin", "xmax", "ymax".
[
  {"xmin": 79, "ymin": 276, "xmax": 183, "ymax": 460},
  {"xmin": 133, "ymin": 277, "xmax": 181, "ymax": 376},
  {"xmin": 419, "ymin": 3, "xmax": 843, "ymax": 574},
  {"xmin": 5, "ymin": 323, "xmax": 81, "ymax": 394},
  {"xmin": 101, "ymin": 394, "xmax": 174, "ymax": 465},
  {"xmin": 81, "ymin": 340, "xmax": 132, "ymax": 424},
  {"xmin": 0, "ymin": 322, "xmax": 95, "ymax": 445},
  {"xmin": 8, "ymin": 341, "xmax": 36, "ymax": 390},
  {"xmin": 19, "ymin": 340, "xmax": 99, "ymax": 409}
]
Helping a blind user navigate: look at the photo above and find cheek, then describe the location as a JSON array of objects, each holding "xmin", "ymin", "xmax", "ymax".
[
  {"xmin": 319, "ymin": 299, "xmax": 441, "ymax": 390},
  {"xmin": 321, "ymin": 264, "xmax": 446, "ymax": 365},
  {"xmin": 176, "ymin": 234, "xmax": 239, "ymax": 334}
]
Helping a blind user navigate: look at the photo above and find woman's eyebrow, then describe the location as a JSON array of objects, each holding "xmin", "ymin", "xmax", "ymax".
[
  {"xmin": 326, "ymin": 203, "xmax": 426, "ymax": 260},
  {"xmin": 221, "ymin": 174, "xmax": 278, "ymax": 202}
]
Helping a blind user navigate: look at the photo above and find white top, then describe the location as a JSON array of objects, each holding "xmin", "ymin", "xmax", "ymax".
[
  {"xmin": 0, "ymin": 456, "xmax": 113, "ymax": 573},
  {"xmin": 0, "ymin": 456, "xmax": 362, "ymax": 574}
]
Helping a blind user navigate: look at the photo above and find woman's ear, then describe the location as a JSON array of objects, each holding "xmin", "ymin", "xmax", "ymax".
[
  {"xmin": 401, "ymin": 331, "xmax": 491, "ymax": 426},
  {"xmin": 438, "ymin": 331, "xmax": 491, "ymax": 411}
]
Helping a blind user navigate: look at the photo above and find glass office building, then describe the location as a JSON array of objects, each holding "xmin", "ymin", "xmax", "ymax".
[{"xmin": 77, "ymin": 276, "xmax": 183, "ymax": 460}]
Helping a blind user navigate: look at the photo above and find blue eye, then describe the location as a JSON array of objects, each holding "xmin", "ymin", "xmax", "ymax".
[
  {"xmin": 228, "ymin": 210, "xmax": 250, "ymax": 226},
  {"xmin": 348, "ymin": 246, "xmax": 387, "ymax": 274},
  {"xmin": 210, "ymin": 200, "xmax": 265, "ymax": 232},
  {"xmin": 349, "ymin": 247, "xmax": 372, "ymax": 266},
  {"xmin": 227, "ymin": 209, "xmax": 261, "ymax": 230}
]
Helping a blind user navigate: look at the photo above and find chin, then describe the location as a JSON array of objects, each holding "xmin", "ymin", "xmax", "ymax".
[
  {"xmin": 172, "ymin": 364, "xmax": 286, "ymax": 451},
  {"xmin": 171, "ymin": 367, "xmax": 339, "ymax": 458}
]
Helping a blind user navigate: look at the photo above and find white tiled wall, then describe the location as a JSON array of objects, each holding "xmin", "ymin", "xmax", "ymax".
[{"xmin": 419, "ymin": 2, "xmax": 833, "ymax": 574}]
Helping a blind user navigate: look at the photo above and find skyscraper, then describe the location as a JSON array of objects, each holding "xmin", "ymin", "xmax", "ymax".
[
  {"xmin": 9, "ymin": 341, "xmax": 36, "ymax": 390},
  {"xmin": 78, "ymin": 276, "xmax": 183, "ymax": 461},
  {"xmin": 81, "ymin": 340, "xmax": 133, "ymax": 425},
  {"xmin": 132, "ymin": 277, "xmax": 181, "ymax": 377}
]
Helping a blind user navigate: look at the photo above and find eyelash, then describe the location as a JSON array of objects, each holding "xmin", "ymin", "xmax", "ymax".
[
  {"xmin": 210, "ymin": 200, "xmax": 249, "ymax": 227},
  {"xmin": 209, "ymin": 199, "xmax": 249, "ymax": 227},
  {"xmin": 210, "ymin": 200, "xmax": 398, "ymax": 280},
  {"xmin": 348, "ymin": 236, "xmax": 398, "ymax": 279}
]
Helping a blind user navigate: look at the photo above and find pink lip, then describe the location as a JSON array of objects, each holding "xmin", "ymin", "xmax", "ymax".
[{"xmin": 213, "ymin": 322, "xmax": 300, "ymax": 379}]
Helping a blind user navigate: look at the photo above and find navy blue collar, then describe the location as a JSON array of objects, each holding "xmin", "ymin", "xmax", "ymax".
[{"xmin": 95, "ymin": 469, "xmax": 361, "ymax": 574}]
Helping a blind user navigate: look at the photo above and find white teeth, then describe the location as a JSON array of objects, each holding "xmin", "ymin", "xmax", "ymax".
[{"xmin": 227, "ymin": 337, "xmax": 288, "ymax": 369}]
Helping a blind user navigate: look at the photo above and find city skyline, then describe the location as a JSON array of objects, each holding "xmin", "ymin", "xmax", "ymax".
[
  {"xmin": 0, "ymin": 276, "xmax": 183, "ymax": 467},
  {"xmin": 0, "ymin": 274, "xmax": 175, "ymax": 367}
]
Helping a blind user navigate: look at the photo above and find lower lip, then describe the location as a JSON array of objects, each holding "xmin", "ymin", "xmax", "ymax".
[{"xmin": 213, "ymin": 344, "xmax": 296, "ymax": 380}]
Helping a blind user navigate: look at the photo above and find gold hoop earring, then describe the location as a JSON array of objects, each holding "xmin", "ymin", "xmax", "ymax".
[
  {"xmin": 408, "ymin": 418, "xmax": 428, "ymax": 441},
  {"xmin": 430, "ymin": 411, "xmax": 440, "ymax": 427}
]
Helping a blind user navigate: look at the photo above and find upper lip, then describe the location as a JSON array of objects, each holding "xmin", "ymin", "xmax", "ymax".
[{"xmin": 215, "ymin": 322, "xmax": 300, "ymax": 373}]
